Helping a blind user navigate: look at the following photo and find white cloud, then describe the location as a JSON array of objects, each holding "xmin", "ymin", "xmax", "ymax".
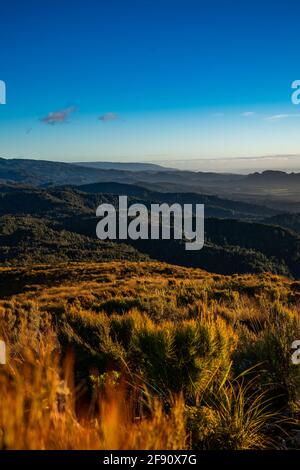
[
  {"xmin": 265, "ymin": 113, "xmax": 300, "ymax": 121},
  {"xmin": 40, "ymin": 106, "xmax": 76, "ymax": 125},
  {"xmin": 241, "ymin": 111, "xmax": 255, "ymax": 117}
]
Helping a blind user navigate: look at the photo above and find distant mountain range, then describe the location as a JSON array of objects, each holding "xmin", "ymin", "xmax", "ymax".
[
  {"xmin": 2, "ymin": 158, "xmax": 300, "ymax": 210},
  {"xmin": 73, "ymin": 161, "xmax": 174, "ymax": 172}
]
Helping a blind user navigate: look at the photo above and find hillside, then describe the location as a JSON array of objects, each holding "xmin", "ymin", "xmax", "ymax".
[
  {"xmin": 0, "ymin": 216, "xmax": 148, "ymax": 266},
  {"xmin": 73, "ymin": 161, "xmax": 174, "ymax": 172},
  {"xmin": 0, "ymin": 157, "xmax": 135, "ymax": 186},
  {"xmin": 263, "ymin": 213, "xmax": 300, "ymax": 235},
  {"xmin": 2, "ymin": 157, "xmax": 300, "ymax": 211},
  {"xmin": 0, "ymin": 182, "xmax": 275, "ymax": 219},
  {"xmin": 0, "ymin": 184, "xmax": 299, "ymax": 277},
  {"xmin": 0, "ymin": 261, "xmax": 299, "ymax": 449},
  {"xmin": 77, "ymin": 181, "xmax": 277, "ymax": 218}
]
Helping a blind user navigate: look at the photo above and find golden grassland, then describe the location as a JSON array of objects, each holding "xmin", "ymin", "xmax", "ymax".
[{"xmin": 0, "ymin": 261, "xmax": 300, "ymax": 450}]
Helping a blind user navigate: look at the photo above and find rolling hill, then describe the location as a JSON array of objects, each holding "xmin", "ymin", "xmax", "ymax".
[
  {"xmin": 2, "ymin": 158, "xmax": 300, "ymax": 212},
  {"xmin": 0, "ymin": 183, "xmax": 299, "ymax": 277}
]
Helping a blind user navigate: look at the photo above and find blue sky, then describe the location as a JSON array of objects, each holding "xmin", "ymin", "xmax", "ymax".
[{"xmin": 1, "ymin": 0, "xmax": 300, "ymax": 169}]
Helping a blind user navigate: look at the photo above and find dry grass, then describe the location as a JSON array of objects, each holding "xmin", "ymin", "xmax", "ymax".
[{"xmin": 0, "ymin": 261, "xmax": 299, "ymax": 449}]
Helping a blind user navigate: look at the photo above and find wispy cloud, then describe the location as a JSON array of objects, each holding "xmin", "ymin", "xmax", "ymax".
[
  {"xmin": 265, "ymin": 113, "xmax": 300, "ymax": 121},
  {"xmin": 98, "ymin": 112, "xmax": 119, "ymax": 122},
  {"xmin": 40, "ymin": 106, "xmax": 76, "ymax": 125},
  {"xmin": 241, "ymin": 111, "xmax": 255, "ymax": 117}
]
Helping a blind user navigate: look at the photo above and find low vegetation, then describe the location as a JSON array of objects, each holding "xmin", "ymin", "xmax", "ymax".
[{"xmin": 0, "ymin": 261, "xmax": 299, "ymax": 449}]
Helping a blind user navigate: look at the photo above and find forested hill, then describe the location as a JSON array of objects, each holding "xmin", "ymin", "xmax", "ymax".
[{"xmin": 0, "ymin": 183, "xmax": 299, "ymax": 277}]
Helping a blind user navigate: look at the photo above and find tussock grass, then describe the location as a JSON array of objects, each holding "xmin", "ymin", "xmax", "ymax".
[{"xmin": 0, "ymin": 261, "xmax": 299, "ymax": 449}]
